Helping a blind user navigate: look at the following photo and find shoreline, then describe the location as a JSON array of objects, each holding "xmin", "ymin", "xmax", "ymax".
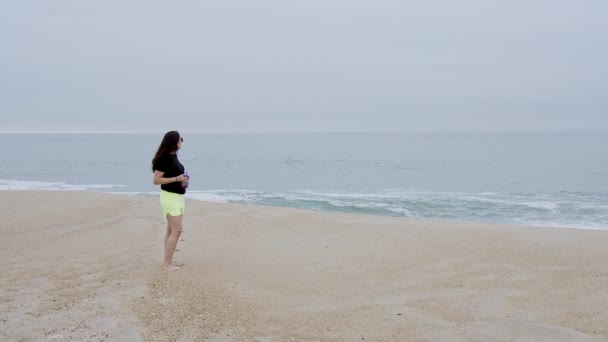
[
  {"xmin": 81, "ymin": 192, "xmax": 608, "ymax": 233},
  {"xmin": 3, "ymin": 185, "xmax": 606, "ymax": 231},
  {"xmin": 1, "ymin": 191, "xmax": 607, "ymax": 340}
]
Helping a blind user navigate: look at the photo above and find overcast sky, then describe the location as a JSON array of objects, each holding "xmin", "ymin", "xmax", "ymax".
[{"xmin": 1, "ymin": 1, "xmax": 607, "ymax": 133}]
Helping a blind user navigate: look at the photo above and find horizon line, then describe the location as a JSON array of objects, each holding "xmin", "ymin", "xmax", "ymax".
[{"xmin": 1, "ymin": 128, "xmax": 607, "ymax": 134}]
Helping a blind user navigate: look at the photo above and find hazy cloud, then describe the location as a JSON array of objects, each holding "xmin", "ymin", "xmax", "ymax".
[{"xmin": 1, "ymin": 0, "xmax": 607, "ymax": 132}]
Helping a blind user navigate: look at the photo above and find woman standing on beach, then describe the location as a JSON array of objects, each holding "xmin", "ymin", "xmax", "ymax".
[{"xmin": 152, "ymin": 131, "xmax": 189, "ymax": 270}]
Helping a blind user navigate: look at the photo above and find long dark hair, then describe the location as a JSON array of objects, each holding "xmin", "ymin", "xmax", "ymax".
[{"xmin": 151, "ymin": 131, "xmax": 181, "ymax": 172}]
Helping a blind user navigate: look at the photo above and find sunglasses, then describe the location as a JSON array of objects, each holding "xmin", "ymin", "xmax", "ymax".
[{"xmin": 180, "ymin": 137, "xmax": 184, "ymax": 142}]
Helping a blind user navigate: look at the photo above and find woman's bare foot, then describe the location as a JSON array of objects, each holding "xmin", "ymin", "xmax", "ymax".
[{"xmin": 163, "ymin": 264, "xmax": 180, "ymax": 270}]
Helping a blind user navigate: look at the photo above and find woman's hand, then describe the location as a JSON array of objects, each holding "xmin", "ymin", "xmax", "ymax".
[{"xmin": 175, "ymin": 174, "xmax": 186, "ymax": 182}]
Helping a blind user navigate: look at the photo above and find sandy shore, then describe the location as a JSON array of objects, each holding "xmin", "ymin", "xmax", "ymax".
[{"xmin": 1, "ymin": 191, "xmax": 607, "ymax": 341}]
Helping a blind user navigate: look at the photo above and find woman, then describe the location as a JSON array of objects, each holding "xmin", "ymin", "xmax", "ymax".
[{"xmin": 152, "ymin": 131, "xmax": 188, "ymax": 270}]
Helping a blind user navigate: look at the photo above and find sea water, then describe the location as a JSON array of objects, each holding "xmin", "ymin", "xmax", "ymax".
[{"xmin": 1, "ymin": 131, "xmax": 607, "ymax": 229}]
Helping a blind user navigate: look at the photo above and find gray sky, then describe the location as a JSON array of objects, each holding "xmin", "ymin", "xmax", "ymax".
[{"xmin": 1, "ymin": 0, "xmax": 607, "ymax": 132}]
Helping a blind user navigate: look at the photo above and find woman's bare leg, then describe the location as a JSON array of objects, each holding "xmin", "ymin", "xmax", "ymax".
[
  {"xmin": 163, "ymin": 222, "xmax": 183, "ymax": 266},
  {"xmin": 164, "ymin": 221, "xmax": 170, "ymax": 249},
  {"xmin": 164, "ymin": 214, "xmax": 183, "ymax": 269}
]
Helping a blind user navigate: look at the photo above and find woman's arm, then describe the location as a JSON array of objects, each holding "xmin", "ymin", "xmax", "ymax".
[{"xmin": 153, "ymin": 170, "xmax": 183, "ymax": 185}]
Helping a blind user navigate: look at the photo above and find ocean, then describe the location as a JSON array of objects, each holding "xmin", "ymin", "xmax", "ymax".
[{"xmin": 1, "ymin": 131, "xmax": 607, "ymax": 229}]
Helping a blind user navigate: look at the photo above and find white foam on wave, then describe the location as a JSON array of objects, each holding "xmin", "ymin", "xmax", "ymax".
[
  {"xmin": 0, "ymin": 179, "xmax": 125, "ymax": 191},
  {"xmin": 91, "ymin": 188, "xmax": 607, "ymax": 230},
  {"xmin": 294, "ymin": 191, "xmax": 562, "ymax": 215},
  {"xmin": 186, "ymin": 190, "xmax": 262, "ymax": 203},
  {"xmin": 523, "ymin": 221, "xmax": 608, "ymax": 230},
  {"xmin": 520, "ymin": 201, "xmax": 558, "ymax": 212},
  {"xmin": 106, "ymin": 191, "xmax": 158, "ymax": 197},
  {"xmin": 296, "ymin": 189, "xmax": 431, "ymax": 199},
  {"xmin": 185, "ymin": 190, "xmax": 420, "ymax": 216},
  {"xmin": 457, "ymin": 195, "xmax": 559, "ymax": 212}
]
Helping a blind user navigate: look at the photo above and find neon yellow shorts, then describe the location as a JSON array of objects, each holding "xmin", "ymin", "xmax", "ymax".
[{"xmin": 160, "ymin": 190, "xmax": 185, "ymax": 217}]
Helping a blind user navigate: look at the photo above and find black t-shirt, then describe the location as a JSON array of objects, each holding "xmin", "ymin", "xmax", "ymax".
[{"xmin": 153, "ymin": 154, "xmax": 186, "ymax": 194}]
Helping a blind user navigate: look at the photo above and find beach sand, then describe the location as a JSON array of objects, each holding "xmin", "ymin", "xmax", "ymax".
[{"xmin": 1, "ymin": 191, "xmax": 607, "ymax": 341}]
